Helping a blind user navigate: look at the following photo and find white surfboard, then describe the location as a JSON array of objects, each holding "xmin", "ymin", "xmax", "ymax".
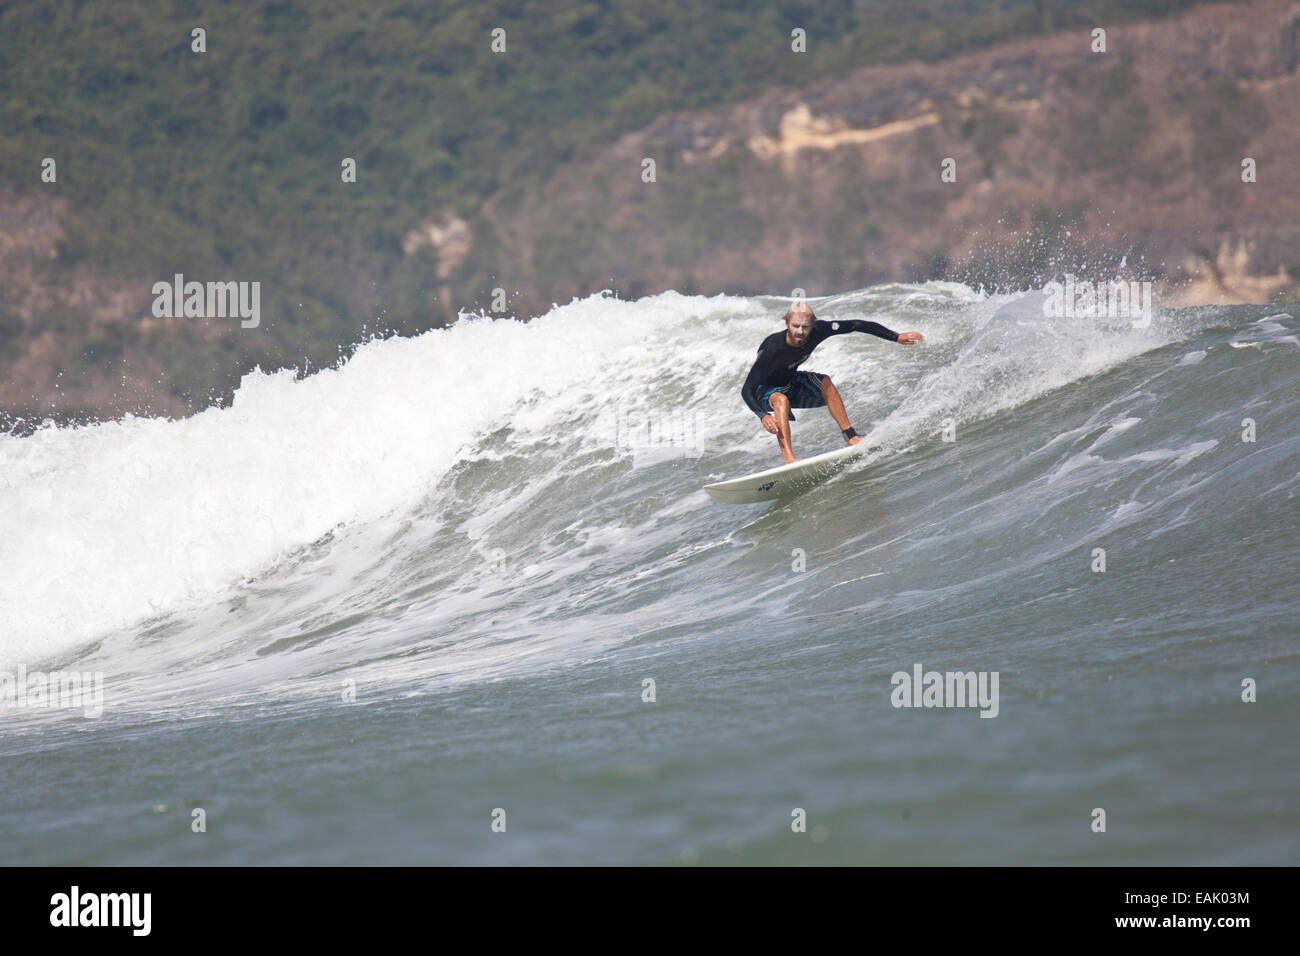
[{"xmin": 703, "ymin": 443, "xmax": 869, "ymax": 504}]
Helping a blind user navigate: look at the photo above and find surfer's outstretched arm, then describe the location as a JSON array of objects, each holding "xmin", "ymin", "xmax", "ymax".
[{"xmin": 817, "ymin": 319, "xmax": 923, "ymax": 344}]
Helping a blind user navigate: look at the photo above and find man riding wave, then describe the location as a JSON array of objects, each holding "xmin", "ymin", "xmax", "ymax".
[{"xmin": 741, "ymin": 301, "xmax": 923, "ymax": 463}]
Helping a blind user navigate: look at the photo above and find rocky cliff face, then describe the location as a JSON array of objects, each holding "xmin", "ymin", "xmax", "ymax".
[
  {"xmin": 0, "ymin": 192, "xmax": 192, "ymax": 421},
  {"xmin": 483, "ymin": 0, "xmax": 1300, "ymax": 313}
]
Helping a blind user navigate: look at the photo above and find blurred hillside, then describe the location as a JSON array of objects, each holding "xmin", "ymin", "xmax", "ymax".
[{"xmin": 1, "ymin": 0, "xmax": 1293, "ymax": 423}]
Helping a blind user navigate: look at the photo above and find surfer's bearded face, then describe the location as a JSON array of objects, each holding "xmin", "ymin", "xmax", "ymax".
[{"xmin": 786, "ymin": 311, "xmax": 814, "ymax": 345}]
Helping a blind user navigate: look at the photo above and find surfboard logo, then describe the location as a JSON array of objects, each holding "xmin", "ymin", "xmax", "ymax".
[{"xmin": 758, "ymin": 481, "xmax": 776, "ymax": 491}]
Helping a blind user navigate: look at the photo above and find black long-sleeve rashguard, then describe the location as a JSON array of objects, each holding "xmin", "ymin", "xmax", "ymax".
[{"xmin": 740, "ymin": 318, "xmax": 899, "ymax": 420}]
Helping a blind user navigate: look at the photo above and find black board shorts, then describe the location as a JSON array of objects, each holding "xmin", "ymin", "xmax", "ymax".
[{"xmin": 757, "ymin": 371, "xmax": 827, "ymax": 421}]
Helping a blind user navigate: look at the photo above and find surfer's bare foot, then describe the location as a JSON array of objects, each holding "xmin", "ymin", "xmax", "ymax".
[
  {"xmin": 783, "ymin": 456, "xmax": 804, "ymax": 464},
  {"xmin": 847, "ymin": 435, "xmax": 861, "ymax": 446}
]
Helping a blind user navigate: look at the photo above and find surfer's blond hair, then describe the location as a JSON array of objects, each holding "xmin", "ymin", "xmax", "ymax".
[{"xmin": 783, "ymin": 301, "xmax": 816, "ymax": 323}]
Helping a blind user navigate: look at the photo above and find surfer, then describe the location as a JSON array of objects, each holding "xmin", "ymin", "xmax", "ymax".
[{"xmin": 741, "ymin": 301, "xmax": 922, "ymax": 463}]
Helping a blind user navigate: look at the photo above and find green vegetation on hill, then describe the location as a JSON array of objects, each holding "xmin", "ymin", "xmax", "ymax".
[{"xmin": 1, "ymin": 0, "xmax": 1218, "ymax": 408}]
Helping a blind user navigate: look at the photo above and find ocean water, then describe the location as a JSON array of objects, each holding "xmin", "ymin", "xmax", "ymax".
[{"xmin": 1, "ymin": 284, "xmax": 1296, "ymax": 865}]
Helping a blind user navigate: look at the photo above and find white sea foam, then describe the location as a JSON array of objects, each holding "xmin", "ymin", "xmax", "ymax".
[{"xmin": 0, "ymin": 284, "xmax": 1226, "ymax": 687}]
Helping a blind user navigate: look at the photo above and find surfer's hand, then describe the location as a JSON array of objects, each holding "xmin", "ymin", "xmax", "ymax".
[
  {"xmin": 761, "ymin": 414, "xmax": 779, "ymax": 434},
  {"xmin": 897, "ymin": 331, "xmax": 923, "ymax": 344}
]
